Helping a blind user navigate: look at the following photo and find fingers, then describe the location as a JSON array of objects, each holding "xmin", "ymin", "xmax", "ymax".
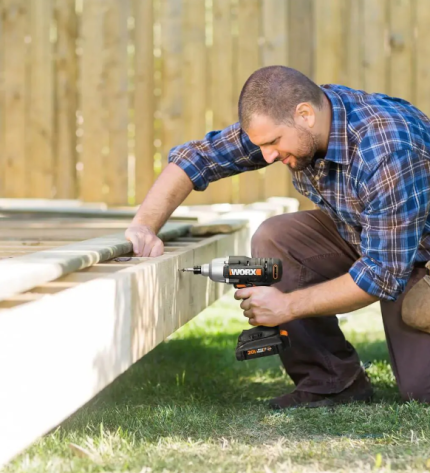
[{"xmin": 125, "ymin": 225, "xmax": 164, "ymax": 257}]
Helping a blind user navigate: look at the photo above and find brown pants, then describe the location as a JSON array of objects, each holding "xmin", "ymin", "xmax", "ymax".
[{"xmin": 251, "ymin": 210, "xmax": 430, "ymax": 402}]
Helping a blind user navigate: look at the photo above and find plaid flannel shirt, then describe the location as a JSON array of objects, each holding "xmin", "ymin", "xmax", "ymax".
[{"xmin": 168, "ymin": 85, "xmax": 430, "ymax": 301}]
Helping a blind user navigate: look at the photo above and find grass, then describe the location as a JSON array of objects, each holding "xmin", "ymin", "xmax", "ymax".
[{"xmin": 4, "ymin": 291, "xmax": 430, "ymax": 473}]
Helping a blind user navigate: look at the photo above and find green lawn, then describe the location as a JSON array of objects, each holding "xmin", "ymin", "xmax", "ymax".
[{"xmin": 4, "ymin": 292, "xmax": 430, "ymax": 473}]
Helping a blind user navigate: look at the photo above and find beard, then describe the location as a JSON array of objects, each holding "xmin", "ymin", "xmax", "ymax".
[{"xmin": 287, "ymin": 125, "xmax": 320, "ymax": 171}]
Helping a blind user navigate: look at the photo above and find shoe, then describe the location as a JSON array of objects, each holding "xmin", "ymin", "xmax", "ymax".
[{"xmin": 269, "ymin": 369, "xmax": 373, "ymax": 410}]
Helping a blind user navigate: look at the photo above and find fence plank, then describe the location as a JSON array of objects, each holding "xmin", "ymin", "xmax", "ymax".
[
  {"xmin": 2, "ymin": 0, "xmax": 28, "ymax": 197},
  {"xmin": 80, "ymin": 0, "xmax": 107, "ymax": 202},
  {"xmin": 206, "ymin": 0, "xmax": 236, "ymax": 205},
  {"xmin": 134, "ymin": 0, "xmax": 155, "ymax": 204},
  {"xmin": 344, "ymin": 0, "xmax": 364, "ymax": 90},
  {"xmin": 415, "ymin": 0, "xmax": 430, "ymax": 116},
  {"xmin": 236, "ymin": 0, "xmax": 262, "ymax": 204},
  {"xmin": 104, "ymin": 0, "xmax": 129, "ymax": 205},
  {"xmin": 261, "ymin": 0, "xmax": 291, "ymax": 200},
  {"xmin": 287, "ymin": 0, "xmax": 314, "ymax": 211},
  {"xmin": 54, "ymin": 0, "xmax": 77, "ymax": 199},
  {"xmin": 388, "ymin": 0, "xmax": 415, "ymax": 103},
  {"xmin": 363, "ymin": 0, "xmax": 388, "ymax": 93},
  {"xmin": 27, "ymin": 0, "xmax": 54, "ymax": 198},
  {"xmin": 159, "ymin": 0, "xmax": 184, "ymax": 170},
  {"xmin": 182, "ymin": 0, "xmax": 208, "ymax": 206},
  {"xmin": 314, "ymin": 0, "xmax": 346, "ymax": 85}
]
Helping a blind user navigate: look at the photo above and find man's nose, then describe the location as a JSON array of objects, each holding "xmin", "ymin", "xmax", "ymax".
[{"xmin": 262, "ymin": 147, "xmax": 279, "ymax": 164}]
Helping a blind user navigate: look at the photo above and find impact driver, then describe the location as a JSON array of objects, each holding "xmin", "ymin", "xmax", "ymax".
[{"xmin": 181, "ymin": 256, "xmax": 290, "ymax": 361}]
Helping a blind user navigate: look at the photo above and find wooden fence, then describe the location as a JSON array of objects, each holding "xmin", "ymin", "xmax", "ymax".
[{"xmin": 1, "ymin": 0, "xmax": 429, "ymax": 207}]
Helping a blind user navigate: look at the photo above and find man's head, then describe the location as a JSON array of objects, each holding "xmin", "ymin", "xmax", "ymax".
[{"xmin": 238, "ymin": 66, "xmax": 330, "ymax": 171}]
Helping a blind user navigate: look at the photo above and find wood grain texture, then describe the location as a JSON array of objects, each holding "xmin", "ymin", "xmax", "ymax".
[
  {"xmin": 134, "ymin": 0, "xmax": 155, "ymax": 203},
  {"xmin": 2, "ymin": 0, "xmax": 28, "ymax": 197},
  {"xmin": 27, "ymin": 0, "xmax": 54, "ymax": 198},
  {"xmin": 54, "ymin": 0, "xmax": 78, "ymax": 199},
  {"xmin": 415, "ymin": 0, "xmax": 430, "ymax": 115}
]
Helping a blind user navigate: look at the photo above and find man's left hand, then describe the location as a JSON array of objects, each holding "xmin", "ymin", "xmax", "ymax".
[{"xmin": 234, "ymin": 286, "xmax": 292, "ymax": 326}]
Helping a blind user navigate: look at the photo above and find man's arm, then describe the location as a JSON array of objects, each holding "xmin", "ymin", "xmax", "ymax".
[
  {"xmin": 235, "ymin": 273, "xmax": 378, "ymax": 327},
  {"xmin": 126, "ymin": 163, "xmax": 193, "ymax": 256}
]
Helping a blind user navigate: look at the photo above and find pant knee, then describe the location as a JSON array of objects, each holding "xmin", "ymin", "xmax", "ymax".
[{"xmin": 251, "ymin": 213, "xmax": 297, "ymax": 256}]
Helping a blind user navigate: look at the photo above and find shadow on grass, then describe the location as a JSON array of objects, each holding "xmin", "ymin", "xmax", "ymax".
[{"xmin": 57, "ymin": 331, "xmax": 403, "ymax": 444}]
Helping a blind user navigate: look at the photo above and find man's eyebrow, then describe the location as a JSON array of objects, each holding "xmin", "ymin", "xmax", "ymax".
[{"xmin": 257, "ymin": 136, "xmax": 279, "ymax": 147}]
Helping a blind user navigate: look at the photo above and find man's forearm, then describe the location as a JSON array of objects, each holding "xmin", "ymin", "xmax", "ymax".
[
  {"xmin": 132, "ymin": 162, "xmax": 194, "ymax": 232},
  {"xmin": 288, "ymin": 273, "xmax": 379, "ymax": 319}
]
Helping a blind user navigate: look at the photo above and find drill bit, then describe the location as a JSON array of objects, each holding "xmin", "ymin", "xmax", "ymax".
[
  {"xmin": 180, "ymin": 268, "xmax": 194, "ymax": 272},
  {"xmin": 180, "ymin": 266, "xmax": 202, "ymax": 274}
]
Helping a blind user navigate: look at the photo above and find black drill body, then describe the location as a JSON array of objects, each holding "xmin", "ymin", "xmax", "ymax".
[{"xmin": 182, "ymin": 256, "xmax": 290, "ymax": 361}]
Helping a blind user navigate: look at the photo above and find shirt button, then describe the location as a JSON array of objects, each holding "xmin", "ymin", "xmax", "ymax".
[
  {"xmin": 314, "ymin": 176, "xmax": 320, "ymax": 181},
  {"xmin": 304, "ymin": 191, "xmax": 309, "ymax": 196}
]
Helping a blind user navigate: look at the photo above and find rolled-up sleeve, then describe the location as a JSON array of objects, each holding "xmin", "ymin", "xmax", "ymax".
[
  {"xmin": 168, "ymin": 123, "xmax": 267, "ymax": 191},
  {"xmin": 349, "ymin": 149, "xmax": 430, "ymax": 301}
]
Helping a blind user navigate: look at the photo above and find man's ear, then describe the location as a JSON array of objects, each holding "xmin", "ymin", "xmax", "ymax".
[{"xmin": 294, "ymin": 103, "xmax": 316, "ymax": 128}]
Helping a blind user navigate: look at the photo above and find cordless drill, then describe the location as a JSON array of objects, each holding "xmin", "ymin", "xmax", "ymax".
[{"xmin": 181, "ymin": 256, "xmax": 290, "ymax": 361}]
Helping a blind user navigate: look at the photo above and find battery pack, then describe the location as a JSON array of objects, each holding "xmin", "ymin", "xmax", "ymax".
[{"xmin": 235, "ymin": 326, "xmax": 290, "ymax": 361}]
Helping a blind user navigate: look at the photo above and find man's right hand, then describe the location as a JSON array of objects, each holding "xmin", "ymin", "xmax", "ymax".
[{"xmin": 125, "ymin": 224, "xmax": 164, "ymax": 257}]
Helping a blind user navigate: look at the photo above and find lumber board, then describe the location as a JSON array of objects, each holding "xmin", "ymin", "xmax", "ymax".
[
  {"xmin": 27, "ymin": 0, "xmax": 54, "ymax": 198},
  {"xmin": 0, "ymin": 228, "xmax": 246, "ymax": 466},
  {"xmin": 0, "ymin": 222, "xmax": 191, "ymax": 301},
  {"xmin": 134, "ymin": 0, "xmax": 155, "ymax": 203},
  {"xmin": 190, "ymin": 219, "xmax": 248, "ymax": 236}
]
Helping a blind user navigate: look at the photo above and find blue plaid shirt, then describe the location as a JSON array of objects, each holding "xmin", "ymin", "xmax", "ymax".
[{"xmin": 169, "ymin": 85, "xmax": 430, "ymax": 301}]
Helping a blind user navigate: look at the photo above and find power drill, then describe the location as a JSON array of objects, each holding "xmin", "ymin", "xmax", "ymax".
[{"xmin": 181, "ymin": 256, "xmax": 289, "ymax": 361}]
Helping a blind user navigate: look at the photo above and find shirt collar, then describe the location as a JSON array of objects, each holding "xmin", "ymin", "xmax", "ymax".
[{"xmin": 321, "ymin": 87, "xmax": 350, "ymax": 165}]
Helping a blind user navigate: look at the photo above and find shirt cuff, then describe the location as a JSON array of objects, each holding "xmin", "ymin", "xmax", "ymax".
[
  {"xmin": 349, "ymin": 257, "xmax": 407, "ymax": 302},
  {"xmin": 168, "ymin": 148, "xmax": 209, "ymax": 191}
]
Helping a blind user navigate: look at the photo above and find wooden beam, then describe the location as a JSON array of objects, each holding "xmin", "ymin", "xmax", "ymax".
[
  {"xmin": 0, "ymin": 228, "xmax": 246, "ymax": 466},
  {"xmin": 0, "ymin": 222, "xmax": 191, "ymax": 300}
]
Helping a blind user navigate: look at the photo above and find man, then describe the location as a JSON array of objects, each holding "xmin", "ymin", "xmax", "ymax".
[{"xmin": 126, "ymin": 66, "xmax": 430, "ymax": 408}]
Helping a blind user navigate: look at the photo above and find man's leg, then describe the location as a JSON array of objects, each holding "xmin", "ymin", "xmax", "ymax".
[
  {"xmin": 380, "ymin": 267, "xmax": 430, "ymax": 402},
  {"xmin": 251, "ymin": 210, "xmax": 365, "ymax": 398}
]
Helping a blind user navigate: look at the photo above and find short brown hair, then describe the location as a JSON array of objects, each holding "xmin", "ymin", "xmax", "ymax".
[{"xmin": 238, "ymin": 66, "xmax": 324, "ymax": 130}]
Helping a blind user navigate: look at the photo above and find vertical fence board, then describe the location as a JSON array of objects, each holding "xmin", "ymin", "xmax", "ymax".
[
  {"xmin": 288, "ymin": 0, "xmax": 314, "ymax": 211},
  {"xmin": 159, "ymin": 0, "xmax": 183, "ymax": 171},
  {"xmin": 388, "ymin": 0, "xmax": 415, "ymax": 103},
  {"xmin": 314, "ymin": 0, "xmax": 346, "ymax": 85},
  {"xmin": 236, "ymin": 0, "xmax": 262, "ymax": 204},
  {"xmin": 182, "ymin": 0, "xmax": 208, "ymax": 206},
  {"xmin": 206, "ymin": 0, "xmax": 236, "ymax": 205},
  {"xmin": 27, "ymin": 0, "xmax": 54, "ymax": 198},
  {"xmin": 2, "ymin": 0, "xmax": 28, "ymax": 197},
  {"xmin": 104, "ymin": 0, "xmax": 129, "ymax": 205},
  {"xmin": 415, "ymin": 0, "xmax": 430, "ymax": 116},
  {"xmin": 363, "ymin": 0, "xmax": 388, "ymax": 93},
  {"xmin": 344, "ymin": 0, "xmax": 364, "ymax": 90},
  {"xmin": 134, "ymin": 0, "xmax": 155, "ymax": 204},
  {"xmin": 80, "ymin": 0, "xmax": 107, "ymax": 202},
  {"xmin": 54, "ymin": 0, "xmax": 77, "ymax": 199},
  {"xmin": 261, "ymin": 0, "xmax": 291, "ymax": 200}
]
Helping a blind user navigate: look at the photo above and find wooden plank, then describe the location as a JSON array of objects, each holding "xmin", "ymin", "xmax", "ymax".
[
  {"xmin": 104, "ymin": 0, "xmax": 129, "ymax": 205},
  {"xmin": 313, "ymin": 0, "xmax": 346, "ymax": 85},
  {"xmin": 344, "ymin": 0, "xmax": 364, "ymax": 90},
  {"xmin": 363, "ymin": 0, "xmax": 388, "ymax": 93},
  {"xmin": 2, "ymin": 0, "xmax": 28, "ymax": 197},
  {"xmin": 206, "ymin": 0, "xmax": 235, "ymax": 205},
  {"xmin": 27, "ymin": 0, "xmax": 54, "ymax": 198},
  {"xmin": 0, "ymin": 222, "xmax": 191, "ymax": 300},
  {"xmin": 0, "ymin": 229, "xmax": 245, "ymax": 466},
  {"xmin": 134, "ymin": 0, "xmax": 155, "ymax": 203},
  {"xmin": 182, "ymin": 0, "xmax": 208, "ymax": 206},
  {"xmin": 80, "ymin": 0, "xmax": 107, "ymax": 201},
  {"xmin": 261, "ymin": 0, "xmax": 291, "ymax": 201},
  {"xmin": 287, "ymin": 0, "xmax": 314, "ymax": 211},
  {"xmin": 236, "ymin": 0, "xmax": 263, "ymax": 204},
  {"xmin": 415, "ymin": 0, "xmax": 430, "ymax": 116},
  {"xmin": 159, "ymin": 0, "xmax": 184, "ymax": 170},
  {"xmin": 190, "ymin": 219, "xmax": 248, "ymax": 236},
  {"xmin": 54, "ymin": 0, "xmax": 77, "ymax": 199},
  {"xmin": 387, "ymin": 0, "xmax": 415, "ymax": 102}
]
